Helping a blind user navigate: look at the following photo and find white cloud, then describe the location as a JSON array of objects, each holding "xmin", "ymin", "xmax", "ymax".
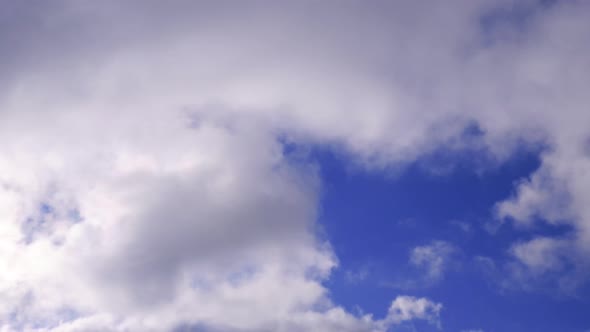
[
  {"xmin": 410, "ymin": 241, "xmax": 458, "ymax": 283},
  {"xmin": 345, "ymin": 265, "xmax": 371, "ymax": 284},
  {"xmin": 1, "ymin": 0, "xmax": 590, "ymax": 330},
  {"xmin": 511, "ymin": 237, "xmax": 568, "ymax": 274},
  {"xmin": 386, "ymin": 296, "xmax": 443, "ymax": 327},
  {"xmin": 0, "ymin": 2, "xmax": 452, "ymax": 328}
]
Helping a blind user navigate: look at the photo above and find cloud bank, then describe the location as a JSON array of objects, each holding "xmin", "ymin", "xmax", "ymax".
[{"xmin": 1, "ymin": 0, "xmax": 590, "ymax": 330}]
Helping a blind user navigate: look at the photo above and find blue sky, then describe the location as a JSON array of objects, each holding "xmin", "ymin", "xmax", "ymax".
[
  {"xmin": 2, "ymin": 1, "xmax": 590, "ymax": 331},
  {"xmin": 309, "ymin": 144, "xmax": 590, "ymax": 332}
]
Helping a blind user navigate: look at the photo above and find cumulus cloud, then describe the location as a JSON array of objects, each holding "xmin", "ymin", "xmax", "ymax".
[
  {"xmin": 511, "ymin": 237, "xmax": 568, "ymax": 274},
  {"xmin": 1, "ymin": 0, "xmax": 590, "ymax": 330}
]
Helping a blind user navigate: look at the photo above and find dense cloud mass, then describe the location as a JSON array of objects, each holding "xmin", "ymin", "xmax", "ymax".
[{"xmin": 1, "ymin": 0, "xmax": 590, "ymax": 330}]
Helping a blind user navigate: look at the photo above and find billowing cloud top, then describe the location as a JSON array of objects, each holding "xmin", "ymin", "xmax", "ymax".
[{"xmin": 0, "ymin": 0, "xmax": 589, "ymax": 331}]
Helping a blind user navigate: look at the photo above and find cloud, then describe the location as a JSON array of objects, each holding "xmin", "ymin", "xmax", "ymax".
[
  {"xmin": 386, "ymin": 296, "xmax": 443, "ymax": 327},
  {"xmin": 344, "ymin": 265, "xmax": 371, "ymax": 284},
  {"xmin": 450, "ymin": 220, "xmax": 473, "ymax": 233},
  {"xmin": 0, "ymin": 0, "xmax": 590, "ymax": 330},
  {"xmin": 511, "ymin": 237, "xmax": 568, "ymax": 274},
  {"xmin": 383, "ymin": 241, "xmax": 458, "ymax": 290},
  {"xmin": 410, "ymin": 241, "xmax": 458, "ymax": 283}
]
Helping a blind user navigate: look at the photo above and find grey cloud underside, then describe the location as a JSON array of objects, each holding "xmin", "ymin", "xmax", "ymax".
[{"xmin": 0, "ymin": 0, "xmax": 589, "ymax": 331}]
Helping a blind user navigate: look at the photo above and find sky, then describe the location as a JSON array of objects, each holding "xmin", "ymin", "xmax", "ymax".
[{"xmin": 0, "ymin": 0, "xmax": 590, "ymax": 331}]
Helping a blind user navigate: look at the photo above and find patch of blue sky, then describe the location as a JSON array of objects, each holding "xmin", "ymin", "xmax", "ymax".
[
  {"xmin": 478, "ymin": 0, "xmax": 558, "ymax": 47},
  {"xmin": 280, "ymin": 135, "xmax": 590, "ymax": 331}
]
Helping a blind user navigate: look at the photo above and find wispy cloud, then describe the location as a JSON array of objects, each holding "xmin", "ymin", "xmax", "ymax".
[{"xmin": 410, "ymin": 241, "xmax": 458, "ymax": 283}]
